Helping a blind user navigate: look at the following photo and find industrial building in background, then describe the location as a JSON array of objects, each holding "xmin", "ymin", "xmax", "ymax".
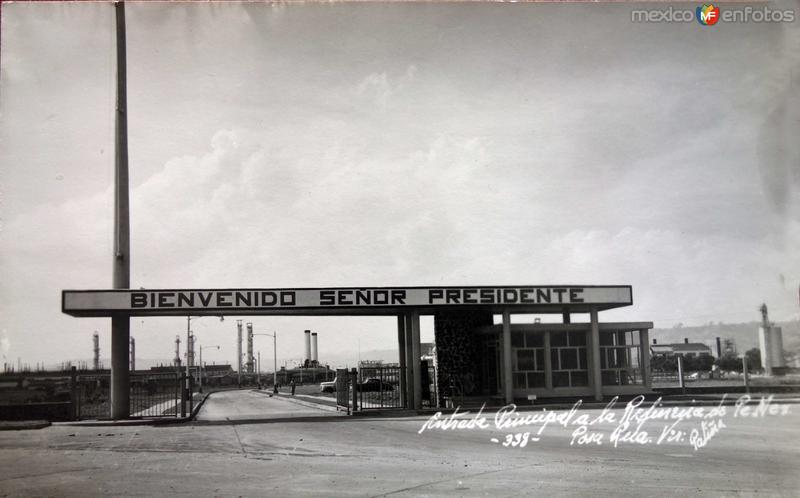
[{"xmin": 759, "ymin": 303, "xmax": 785, "ymax": 376}]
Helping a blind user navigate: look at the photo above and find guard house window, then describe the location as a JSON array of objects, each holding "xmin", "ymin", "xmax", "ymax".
[
  {"xmin": 550, "ymin": 331, "xmax": 588, "ymax": 387},
  {"xmin": 600, "ymin": 330, "xmax": 644, "ymax": 386},
  {"xmin": 512, "ymin": 331, "xmax": 545, "ymax": 389}
]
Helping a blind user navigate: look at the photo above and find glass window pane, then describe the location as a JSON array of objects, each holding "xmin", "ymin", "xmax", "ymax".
[
  {"xmin": 517, "ymin": 350, "xmax": 536, "ymax": 371},
  {"xmin": 629, "ymin": 347, "xmax": 640, "ymax": 368},
  {"xmin": 536, "ymin": 349, "xmax": 545, "ymax": 371},
  {"xmin": 617, "ymin": 331, "xmax": 627, "ymax": 345},
  {"xmin": 551, "ymin": 331, "xmax": 567, "ymax": 347},
  {"xmin": 600, "ymin": 331, "xmax": 615, "ymax": 346},
  {"xmin": 571, "ymin": 371, "xmax": 588, "ymax": 387},
  {"xmin": 551, "ymin": 349, "xmax": 559, "ymax": 370},
  {"xmin": 526, "ymin": 332, "xmax": 544, "ymax": 348},
  {"xmin": 602, "ymin": 370, "xmax": 619, "ymax": 386},
  {"xmin": 560, "ymin": 349, "xmax": 578, "ymax": 370},
  {"xmin": 553, "ymin": 372, "xmax": 570, "ymax": 388},
  {"xmin": 600, "ymin": 349, "xmax": 608, "ymax": 369},
  {"xmin": 527, "ymin": 372, "xmax": 545, "ymax": 388},
  {"xmin": 579, "ymin": 349, "xmax": 587, "ymax": 370},
  {"xmin": 568, "ymin": 331, "xmax": 586, "ymax": 347},
  {"xmin": 514, "ymin": 373, "xmax": 526, "ymax": 389},
  {"xmin": 614, "ymin": 348, "xmax": 628, "ymax": 368},
  {"xmin": 512, "ymin": 331, "xmax": 524, "ymax": 348}
]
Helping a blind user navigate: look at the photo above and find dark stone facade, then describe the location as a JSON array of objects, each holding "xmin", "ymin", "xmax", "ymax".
[{"xmin": 433, "ymin": 311, "xmax": 493, "ymax": 405}]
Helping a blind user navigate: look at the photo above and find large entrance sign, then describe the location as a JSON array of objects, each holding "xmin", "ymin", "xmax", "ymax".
[{"xmin": 62, "ymin": 285, "xmax": 632, "ymax": 317}]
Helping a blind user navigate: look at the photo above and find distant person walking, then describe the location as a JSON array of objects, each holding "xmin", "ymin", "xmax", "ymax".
[{"xmin": 290, "ymin": 379, "xmax": 296, "ymax": 396}]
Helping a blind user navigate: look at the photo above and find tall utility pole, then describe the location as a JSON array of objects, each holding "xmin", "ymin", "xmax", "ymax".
[{"xmin": 110, "ymin": 1, "xmax": 131, "ymax": 420}]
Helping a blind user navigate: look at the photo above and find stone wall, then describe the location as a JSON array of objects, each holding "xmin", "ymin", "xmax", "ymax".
[{"xmin": 434, "ymin": 311, "xmax": 493, "ymax": 405}]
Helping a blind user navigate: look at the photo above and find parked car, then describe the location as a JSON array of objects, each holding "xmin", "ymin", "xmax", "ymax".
[
  {"xmin": 358, "ymin": 378, "xmax": 394, "ymax": 392},
  {"xmin": 320, "ymin": 378, "xmax": 337, "ymax": 393}
]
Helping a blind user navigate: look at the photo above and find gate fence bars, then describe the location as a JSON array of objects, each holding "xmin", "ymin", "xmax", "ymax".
[
  {"xmin": 358, "ymin": 366, "xmax": 403, "ymax": 410},
  {"xmin": 76, "ymin": 371, "xmax": 183, "ymax": 419}
]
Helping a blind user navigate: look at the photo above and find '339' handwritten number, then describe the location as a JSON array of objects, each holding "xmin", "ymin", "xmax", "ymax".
[{"xmin": 502, "ymin": 432, "xmax": 530, "ymax": 448}]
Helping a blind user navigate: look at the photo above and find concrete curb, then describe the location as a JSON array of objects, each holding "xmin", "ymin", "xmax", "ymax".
[
  {"xmin": 55, "ymin": 416, "xmax": 189, "ymax": 427},
  {"xmin": 189, "ymin": 391, "xmax": 214, "ymax": 420},
  {"xmin": 0, "ymin": 420, "xmax": 52, "ymax": 431}
]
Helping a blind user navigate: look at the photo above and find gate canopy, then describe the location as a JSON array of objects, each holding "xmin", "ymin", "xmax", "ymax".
[{"xmin": 62, "ymin": 286, "xmax": 633, "ymax": 317}]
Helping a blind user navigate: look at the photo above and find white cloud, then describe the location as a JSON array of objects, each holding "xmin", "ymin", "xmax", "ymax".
[{"xmin": 356, "ymin": 64, "xmax": 418, "ymax": 108}]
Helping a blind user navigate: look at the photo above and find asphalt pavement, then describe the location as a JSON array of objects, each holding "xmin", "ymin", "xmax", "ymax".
[
  {"xmin": 195, "ymin": 390, "xmax": 342, "ymax": 422},
  {"xmin": 0, "ymin": 390, "xmax": 798, "ymax": 497}
]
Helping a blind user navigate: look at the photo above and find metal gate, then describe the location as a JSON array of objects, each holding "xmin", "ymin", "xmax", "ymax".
[
  {"xmin": 335, "ymin": 368, "xmax": 351, "ymax": 411},
  {"xmin": 130, "ymin": 372, "xmax": 181, "ymax": 417},
  {"xmin": 358, "ymin": 366, "xmax": 403, "ymax": 410},
  {"xmin": 76, "ymin": 372, "xmax": 182, "ymax": 419}
]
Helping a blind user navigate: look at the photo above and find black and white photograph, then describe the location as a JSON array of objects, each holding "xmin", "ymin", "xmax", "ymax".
[{"xmin": 0, "ymin": 0, "xmax": 798, "ymax": 496}]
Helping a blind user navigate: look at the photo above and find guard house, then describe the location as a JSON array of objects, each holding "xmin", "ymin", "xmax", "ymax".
[
  {"xmin": 63, "ymin": 285, "xmax": 653, "ymax": 412},
  {"xmin": 432, "ymin": 300, "xmax": 653, "ymax": 406}
]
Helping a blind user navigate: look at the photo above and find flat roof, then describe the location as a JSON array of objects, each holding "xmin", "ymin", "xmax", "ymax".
[{"xmin": 62, "ymin": 286, "xmax": 633, "ymax": 317}]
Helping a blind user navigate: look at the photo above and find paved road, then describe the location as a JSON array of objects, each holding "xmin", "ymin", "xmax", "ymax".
[
  {"xmin": 196, "ymin": 390, "xmax": 341, "ymax": 422},
  {"xmin": 1, "ymin": 395, "xmax": 798, "ymax": 496}
]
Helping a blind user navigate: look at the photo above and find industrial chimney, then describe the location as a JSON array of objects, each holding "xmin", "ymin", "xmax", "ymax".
[
  {"xmin": 304, "ymin": 330, "xmax": 311, "ymax": 365},
  {"xmin": 174, "ymin": 335, "xmax": 181, "ymax": 368},
  {"xmin": 130, "ymin": 337, "xmax": 135, "ymax": 371},
  {"xmin": 188, "ymin": 333, "xmax": 196, "ymax": 369},
  {"xmin": 93, "ymin": 332, "xmax": 100, "ymax": 370},
  {"xmin": 246, "ymin": 322, "xmax": 254, "ymax": 373},
  {"xmin": 311, "ymin": 332, "xmax": 318, "ymax": 365},
  {"xmin": 236, "ymin": 320, "xmax": 243, "ymax": 377}
]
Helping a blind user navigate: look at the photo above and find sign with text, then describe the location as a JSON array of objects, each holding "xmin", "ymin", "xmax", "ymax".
[{"xmin": 62, "ymin": 286, "xmax": 633, "ymax": 316}]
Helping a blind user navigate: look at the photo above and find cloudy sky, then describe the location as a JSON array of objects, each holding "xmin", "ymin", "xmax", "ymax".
[{"xmin": 1, "ymin": 2, "xmax": 798, "ymax": 369}]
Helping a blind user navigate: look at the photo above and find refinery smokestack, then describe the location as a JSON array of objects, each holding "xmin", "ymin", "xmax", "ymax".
[
  {"xmin": 246, "ymin": 322, "xmax": 254, "ymax": 373},
  {"xmin": 93, "ymin": 332, "xmax": 100, "ymax": 370},
  {"xmin": 311, "ymin": 332, "xmax": 318, "ymax": 364},
  {"xmin": 130, "ymin": 337, "xmax": 135, "ymax": 371},
  {"xmin": 188, "ymin": 334, "xmax": 196, "ymax": 368},
  {"xmin": 304, "ymin": 330, "xmax": 311, "ymax": 365},
  {"xmin": 174, "ymin": 335, "xmax": 181, "ymax": 368},
  {"xmin": 236, "ymin": 320, "xmax": 243, "ymax": 378}
]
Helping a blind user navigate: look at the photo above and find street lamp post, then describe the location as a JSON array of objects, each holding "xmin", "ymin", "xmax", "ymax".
[
  {"xmin": 199, "ymin": 344, "xmax": 220, "ymax": 393},
  {"xmin": 253, "ymin": 332, "xmax": 277, "ymax": 390},
  {"xmin": 185, "ymin": 315, "xmax": 223, "ymax": 397}
]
